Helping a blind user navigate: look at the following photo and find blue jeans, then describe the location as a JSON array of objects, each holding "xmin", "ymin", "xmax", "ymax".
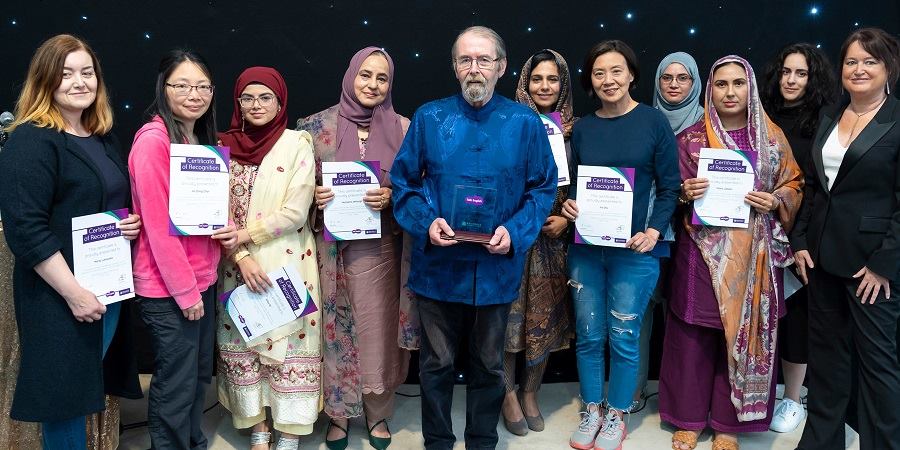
[
  {"xmin": 568, "ymin": 245, "xmax": 659, "ymax": 410},
  {"xmin": 42, "ymin": 302, "xmax": 121, "ymax": 450}
]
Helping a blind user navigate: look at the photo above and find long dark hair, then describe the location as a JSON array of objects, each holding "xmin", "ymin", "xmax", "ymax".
[
  {"xmin": 145, "ymin": 49, "xmax": 217, "ymax": 144},
  {"xmin": 761, "ymin": 43, "xmax": 837, "ymax": 137}
]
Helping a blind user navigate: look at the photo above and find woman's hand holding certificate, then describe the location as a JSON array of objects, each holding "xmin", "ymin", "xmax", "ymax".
[
  {"xmin": 691, "ymin": 148, "xmax": 758, "ymax": 228},
  {"xmin": 321, "ymin": 161, "xmax": 383, "ymax": 241},
  {"xmin": 572, "ymin": 165, "xmax": 635, "ymax": 248}
]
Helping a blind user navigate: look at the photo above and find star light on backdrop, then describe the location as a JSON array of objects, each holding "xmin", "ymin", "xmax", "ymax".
[{"xmin": 2, "ymin": 5, "xmax": 897, "ymax": 123}]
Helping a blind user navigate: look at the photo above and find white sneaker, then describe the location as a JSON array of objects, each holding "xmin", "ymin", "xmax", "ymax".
[
  {"xmin": 769, "ymin": 398, "xmax": 806, "ymax": 433},
  {"xmin": 570, "ymin": 408, "xmax": 602, "ymax": 449}
]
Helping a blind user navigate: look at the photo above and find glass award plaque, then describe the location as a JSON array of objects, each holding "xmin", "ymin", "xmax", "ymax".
[{"xmin": 440, "ymin": 185, "xmax": 497, "ymax": 244}]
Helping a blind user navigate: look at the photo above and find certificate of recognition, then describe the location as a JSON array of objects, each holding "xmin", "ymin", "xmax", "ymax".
[
  {"xmin": 223, "ymin": 265, "xmax": 318, "ymax": 344},
  {"xmin": 541, "ymin": 112, "xmax": 570, "ymax": 187},
  {"xmin": 692, "ymin": 148, "xmax": 757, "ymax": 228},
  {"xmin": 573, "ymin": 166, "xmax": 634, "ymax": 247},
  {"xmin": 168, "ymin": 144, "xmax": 230, "ymax": 235},
  {"xmin": 322, "ymin": 161, "xmax": 381, "ymax": 241},
  {"xmin": 71, "ymin": 209, "xmax": 135, "ymax": 305}
]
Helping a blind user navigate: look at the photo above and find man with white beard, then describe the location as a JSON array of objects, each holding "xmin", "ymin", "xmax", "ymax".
[{"xmin": 390, "ymin": 25, "xmax": 557, "ymax": 450}]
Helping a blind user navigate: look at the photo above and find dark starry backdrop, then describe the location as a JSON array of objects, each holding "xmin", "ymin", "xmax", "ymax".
[{"xmin": 2, "ymin": 1, "xmax": 898, "ymax": 382}]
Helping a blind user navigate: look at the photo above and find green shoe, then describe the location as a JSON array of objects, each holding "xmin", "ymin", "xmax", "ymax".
[
  {"xmin": 367, "ymin": 418, "xmax": 392, "ymax": 450},
  {"xmin": 325, "ymin": 420, "xmax": 348, "ymax": 450}
]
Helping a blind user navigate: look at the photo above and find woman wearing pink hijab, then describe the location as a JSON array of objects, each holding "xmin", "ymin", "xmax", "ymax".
[{"xmin": 297, "ymin": 47, "xmax": 416, "ymax": 450}]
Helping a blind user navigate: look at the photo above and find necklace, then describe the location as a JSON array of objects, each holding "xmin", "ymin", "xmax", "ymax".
[
  {"xmin": 359, "ymin": 136, "xmax": 368, "ymax": 159},
  {"xmin": 845, "ymin": 97, "xmax": 886, "ymax": 145}
]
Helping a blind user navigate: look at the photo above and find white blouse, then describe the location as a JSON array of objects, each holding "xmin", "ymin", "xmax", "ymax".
[{"xmin": 822, "ymin": 125, "xmax": 848, "ymax": 190}]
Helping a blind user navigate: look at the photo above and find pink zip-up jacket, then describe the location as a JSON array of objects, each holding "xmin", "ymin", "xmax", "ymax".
[{"xmin": 129, "ymin": 116, "xmax": 219, "ymax": 309}]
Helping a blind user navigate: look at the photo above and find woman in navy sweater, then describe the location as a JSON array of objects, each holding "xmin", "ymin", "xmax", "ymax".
[{"xmin": 561, "ymin": 40, "xmax": 680, "ymax": 450}]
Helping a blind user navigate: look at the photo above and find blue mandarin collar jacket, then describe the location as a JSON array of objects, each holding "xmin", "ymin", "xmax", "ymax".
[{"xmin": 390, "ymin": 94, "xmax": 557, "ymax": 305}]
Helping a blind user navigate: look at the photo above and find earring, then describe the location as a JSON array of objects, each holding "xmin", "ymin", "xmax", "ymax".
[
  {"xmin": 241, "ymin": 116, "xmax": 246, "ymax": 132},
  {"xmin": 887, "ymin": 83, "xmax": 892, "ymax": 96}
]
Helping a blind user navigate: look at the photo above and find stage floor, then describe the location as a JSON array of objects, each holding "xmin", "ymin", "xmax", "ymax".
[{"xmin": 119, "ymin": 377, "xmax": 860, "ymax": 449}]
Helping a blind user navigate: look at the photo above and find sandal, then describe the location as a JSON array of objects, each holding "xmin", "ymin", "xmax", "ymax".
[
  {"xmin": 712, "ymin": 436, "xmax": 739, "ymax": 450},
  {"xmin": 671, "ymin": 430, "xmax": 698, "ymax": 450},
  {"xmin": 324, "ymin": 420, "xmax": 348, "ymax": 450},
  {"xmin": 250, "ymin": 431, "xmax": 272, "ymax": 449}
]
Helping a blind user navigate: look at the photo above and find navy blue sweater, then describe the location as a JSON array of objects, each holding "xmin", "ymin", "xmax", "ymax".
[{"xmin": 569, "ymin": 103, "xmax": 681, "ymax": 236}]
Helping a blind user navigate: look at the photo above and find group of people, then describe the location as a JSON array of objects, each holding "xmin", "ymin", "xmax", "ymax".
[{"xmin": 0, "ymin": 23, "xmax": 897, "ymax": 450}]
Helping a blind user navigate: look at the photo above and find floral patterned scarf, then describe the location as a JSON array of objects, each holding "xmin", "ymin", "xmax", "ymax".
[{"xmin": 686, "ymin": 55, "xmax": 803, "ymax": 420}]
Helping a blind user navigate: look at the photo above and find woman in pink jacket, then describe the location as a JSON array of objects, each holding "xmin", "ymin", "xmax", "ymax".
[{"xmin": 128, "ymin": 49, "xmax": 221, "ymax": 449}]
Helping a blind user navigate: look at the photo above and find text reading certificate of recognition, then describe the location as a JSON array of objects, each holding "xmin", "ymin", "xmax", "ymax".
[
  {"xmin": 71, "ymin": 208, "xmax": 135, "ymax": 305},
  {"xmin": 540, "ymin": 112, "xmax": 570, "ymax": 186},
  {"xmin": 322, "ymin": 161, "xmax": 381, "ymax": 241},
  {"xmin": 692, "ymin": 148, "xmax": 757, "ymax": 228},
  {"xmin": 168, "ymin": 144, "xmax": 230, "ymax": 235},
  {"xmin": 574, "ymin": 166, "xmax": 634, "ymax": 247},
  {"xmin": 224, "ymin": 265, "xmax": 318, "ymax": 344}
]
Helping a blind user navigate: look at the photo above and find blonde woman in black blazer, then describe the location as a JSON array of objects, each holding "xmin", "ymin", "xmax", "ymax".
[{"xmin": 791, "ymin": 28, "xmax": 900, "ymax": 450}]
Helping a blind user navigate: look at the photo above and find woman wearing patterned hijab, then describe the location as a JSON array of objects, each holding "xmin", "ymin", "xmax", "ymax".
[
  {"xmin": 501, "ymin": 49, "xmax": 575, "ymax": 436},
  {"xmin": 297, "ymin": 47, "xmax": 415, "ymax": 450},
  {"xmin": 658, "ymin": 55, "xmax": 803, "ymax": 450}
]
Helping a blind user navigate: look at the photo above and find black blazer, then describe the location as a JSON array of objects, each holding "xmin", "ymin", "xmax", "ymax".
[
  {"xmin": 790, "ymin": 95, "xmax": 900, "ymax": 282},
  {"xmin": 0, "ymin": 123, "xmax": 141, "ymax": 422}
]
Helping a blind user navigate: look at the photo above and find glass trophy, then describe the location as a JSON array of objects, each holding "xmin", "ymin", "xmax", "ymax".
[{"xmin": 440, "ymin": 185, "xmax": 497, "ymax": 244}]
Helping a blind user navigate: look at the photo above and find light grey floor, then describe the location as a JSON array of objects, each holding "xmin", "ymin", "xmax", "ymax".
[{"xmin": 119, "ymin": 377, "xmax": 860, "ymax": 449}]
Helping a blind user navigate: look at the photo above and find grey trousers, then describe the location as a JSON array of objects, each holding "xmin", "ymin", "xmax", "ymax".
[{"xmin": 138, "ymin": 288, "xmax": 215, "ymax": 450}]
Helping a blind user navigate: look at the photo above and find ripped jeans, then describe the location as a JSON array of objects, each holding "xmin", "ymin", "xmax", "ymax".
[{"xmin": 568, "ymin": 244, "xmax": 659, "ymax": 410}]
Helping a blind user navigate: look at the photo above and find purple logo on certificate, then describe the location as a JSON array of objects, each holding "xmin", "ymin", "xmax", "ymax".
[
  {"xmin": 586, "ymin": 177, "xmax": 626, "ymax": 191},
  {"xmin": 708, "ymin": 159, "xmax": 748, "ymax": 172},
  {"xmin": 82, "ymin": 223, "xmax": 121, "ymax": 244},
  {"xmin": 181, "ymin": 157, "xmax": 221, "ymax": 172},
  {"xmin": 332, "ymin": 172, "xmax": 373, "ymax": 185},
  {"xmin": 464, "ymin": 195, "xmax": 485, "ymax": 206}
]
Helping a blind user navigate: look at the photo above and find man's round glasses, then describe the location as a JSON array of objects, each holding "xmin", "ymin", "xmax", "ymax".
[
  {"xmin": 238, "ymin": 94, "xmax": 276, "ymax": 108},
  {"xmin": 166, "ymin": 83, "xmax": 215, "ymax": 96},
  {"xmin": 455, "ymin": 56, "xmax": 501, "ymax": 70},
  {"xmin": 659, "ymin": 74, "xmax": 693, "ymax": 85}
]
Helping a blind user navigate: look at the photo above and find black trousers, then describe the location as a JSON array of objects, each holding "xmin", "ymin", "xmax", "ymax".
[
  {"xmin": 138, "ymin": 288, "xmax": 215, "ymax": 450},
  {"xmin": 417, "ymin": 296, "xmax": 511, "ymax": 450},
  {"xmin": 797, "ymin": 268, "xmax": 900, "ymax": 450}
]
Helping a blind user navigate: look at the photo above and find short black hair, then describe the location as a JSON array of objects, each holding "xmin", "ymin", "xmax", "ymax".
[{"xmin": 580, "ymin": 40, "xmax": 640, "ymax": 99}]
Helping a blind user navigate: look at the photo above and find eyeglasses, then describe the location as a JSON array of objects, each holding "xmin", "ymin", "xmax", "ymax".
[
  {"xmin": 165, "ymin": 83, "xmax": 215, "ymax": 97},
  {"xmin": 238, "ymin": 94, "xmax": 276, "ymax": 108},
  {"xmin": 455, "ymin": 56, "xmax": 501, "ymax": 70},
  {"xmin": 659, "ymin": 74, "xmax": 693, "ymax": 85}
]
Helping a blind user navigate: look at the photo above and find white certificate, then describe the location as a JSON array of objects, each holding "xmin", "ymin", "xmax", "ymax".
[
  {"xmin": 223, "ymin": 265, "xmax": 318, "ymax": 344},
  {"xmin": 168, "ymin": 144, "xmax": 230, "ymax": 235},
  {"xmin": 574, "ymin": 165, "xmax": 634, "ymax": 247},
  {"xmin": 541, "ymin": 112, "xmax": 570, "ymax": 187},
  {"xmin": 692, "ymin": 148, "xmax": 757, "ymax": 228},
  {"xmin": 71, "ymin": 209, "xmax": 135, "ymax": 305},
  {"xmin": 322, "ymin": 160, "xmax": 381, "ymax": 241}
]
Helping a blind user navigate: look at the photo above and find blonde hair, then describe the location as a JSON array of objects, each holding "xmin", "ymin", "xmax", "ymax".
[{"xmin": 7, "ymin": 34, "xmax": 113, "ymax": 134}]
